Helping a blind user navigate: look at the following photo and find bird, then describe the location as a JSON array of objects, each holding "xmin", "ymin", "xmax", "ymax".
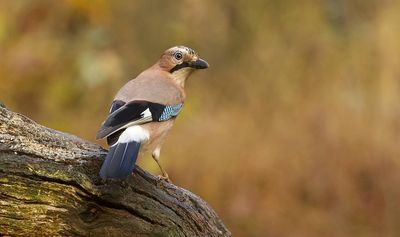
[{"xmin": 96, "ymin": 46, "xmax": 209, "ymax": 180}]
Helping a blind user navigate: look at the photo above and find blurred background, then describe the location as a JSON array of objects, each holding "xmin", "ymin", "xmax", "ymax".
[{"xmin": 1, "ymin": 0, "xmax": 400, "ymax": 236}]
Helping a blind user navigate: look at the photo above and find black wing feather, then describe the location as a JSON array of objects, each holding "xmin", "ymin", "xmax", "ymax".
[
  {"xmin": 109, "ymin": 100, "xmax": 126, "ymax": 113},
  {"xmin": 106, "ymin": 129, "xmax": 123, "ymax": 146},
  {"xmin": 96, "ymin": 100, "xmax": 165, "ymax": 139}
]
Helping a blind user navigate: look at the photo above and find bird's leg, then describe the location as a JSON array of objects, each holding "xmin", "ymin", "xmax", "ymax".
[{"xmin": 152, "ymin": 148, "xmax": 170, "ymax": 182}]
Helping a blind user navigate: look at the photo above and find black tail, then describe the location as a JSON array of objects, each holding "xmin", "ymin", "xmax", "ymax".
[{"xmin": 99, "ymin": 141, "xmax": 141, "ymax": 179}]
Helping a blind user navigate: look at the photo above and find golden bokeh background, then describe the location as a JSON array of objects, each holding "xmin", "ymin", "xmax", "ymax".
[{"xmin": 1, "ymin": 0, "xmax": 400, "ymax": 236}]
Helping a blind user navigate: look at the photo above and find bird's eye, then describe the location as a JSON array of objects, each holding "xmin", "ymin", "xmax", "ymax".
[{"xmin": 174, "ymin": 52, "xmax": 183, "ymax": 60}]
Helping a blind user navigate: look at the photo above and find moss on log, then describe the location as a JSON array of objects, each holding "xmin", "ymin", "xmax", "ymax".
[{"xmin": 0, "ymin": 106, "xmax": 230, "ymax": 237}]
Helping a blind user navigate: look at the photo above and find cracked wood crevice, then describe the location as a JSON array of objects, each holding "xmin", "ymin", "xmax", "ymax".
[{"xmin": 0, "ymin": 106, "xmax": 230, "ymax": 237}]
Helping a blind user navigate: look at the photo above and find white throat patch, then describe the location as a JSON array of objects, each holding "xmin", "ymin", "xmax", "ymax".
[{"xmin": 172, "ymin": 67, "xmax": 193, "ymax": 87}]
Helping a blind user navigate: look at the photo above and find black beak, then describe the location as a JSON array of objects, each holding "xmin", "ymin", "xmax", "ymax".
[{"xmin": 190, "ymin": 58, "xmax": 209, "ymax": 69}]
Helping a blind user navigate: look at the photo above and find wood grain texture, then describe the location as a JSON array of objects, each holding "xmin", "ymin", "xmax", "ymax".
[{"xmin": 0, "ymin": 106, "xmax": 230, "ymax": 237}]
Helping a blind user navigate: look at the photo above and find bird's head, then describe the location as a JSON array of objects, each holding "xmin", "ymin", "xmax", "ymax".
[{"xmin": 157, "ymin": 46, "xmax": 209, "ymax": 87}]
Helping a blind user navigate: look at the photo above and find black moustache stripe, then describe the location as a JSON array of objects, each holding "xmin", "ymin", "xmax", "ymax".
[{"xmin": 169, "ymin": 62, "xmax": 190, "ymax": 73}]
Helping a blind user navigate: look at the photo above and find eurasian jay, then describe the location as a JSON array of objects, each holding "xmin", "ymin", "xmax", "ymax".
[{"xmin": 96, "ymin": 46, "xmax": 209, "ymax": 180}]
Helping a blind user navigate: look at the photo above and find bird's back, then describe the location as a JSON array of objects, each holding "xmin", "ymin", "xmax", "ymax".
[{"xmin": 115, "ymin": 69, "xmax": 185, "ymax": 105}]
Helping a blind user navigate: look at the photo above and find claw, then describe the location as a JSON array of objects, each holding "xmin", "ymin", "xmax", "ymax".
[{"xmin": 157, "ymin": 174, "xmax": 171, "ymax": 183}]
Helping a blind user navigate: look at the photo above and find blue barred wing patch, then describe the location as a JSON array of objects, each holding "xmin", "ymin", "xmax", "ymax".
[{"xmin": 158, "ymin": 104, "xmax": 183, "ymax": 121}]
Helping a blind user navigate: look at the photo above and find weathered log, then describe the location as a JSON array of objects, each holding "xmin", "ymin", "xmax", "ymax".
[{"xmin": 0, "ymin": 105, "xmax": 230, "ymax": 237}]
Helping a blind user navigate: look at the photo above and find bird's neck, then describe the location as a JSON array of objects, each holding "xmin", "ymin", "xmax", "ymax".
[
  {"xmin": 170, "ymin": 67, "xmax": 193, "ymax": 88},
  {"xmin": 151, "ymin": 63, "xmax": 192, "ymax": 89}
]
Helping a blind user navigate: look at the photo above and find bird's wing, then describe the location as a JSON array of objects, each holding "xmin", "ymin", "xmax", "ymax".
[{"xmin": 96, "ymin": 100, "xmax": 183, "ymax": 140}]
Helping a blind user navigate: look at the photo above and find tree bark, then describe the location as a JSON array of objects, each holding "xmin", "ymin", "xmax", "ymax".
[{"xmin": 0, "ymin": 105, "xmax": 230, "ymax": 237}]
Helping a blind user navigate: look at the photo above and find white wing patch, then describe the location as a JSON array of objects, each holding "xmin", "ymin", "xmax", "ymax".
[{"xmin": 141, "ymin": 108, "xmax": 152, "ymax": 118}]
